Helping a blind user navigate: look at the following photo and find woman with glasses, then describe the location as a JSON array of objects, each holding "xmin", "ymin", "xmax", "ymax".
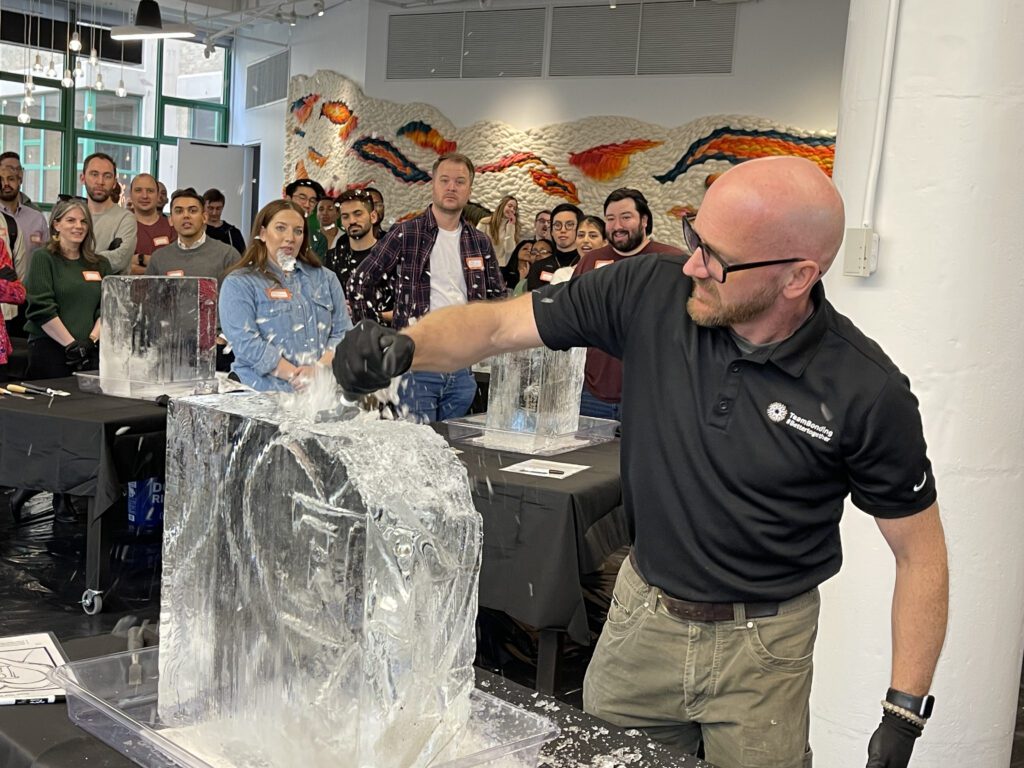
[
  {"xmin": 219, "ymin": 199, "xmax": 352, "ymax": 392},
  {"xmin": 23, "ymin": 198, "xmax": 111, "ymax": 379},
  {"xmin": 513, "ymin": 238, "xmax": 553, "ymax": 296}
]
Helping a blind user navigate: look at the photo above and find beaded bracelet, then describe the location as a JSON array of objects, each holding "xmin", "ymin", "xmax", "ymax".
[{"xmin": 881, "ymin": 700, "xmax": 927, "ymax": 729}]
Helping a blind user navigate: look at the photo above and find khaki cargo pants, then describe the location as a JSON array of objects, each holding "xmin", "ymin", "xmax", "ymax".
[{"xmin": 583, "ymin": 554, "xmax": 817, "ymax": 768}]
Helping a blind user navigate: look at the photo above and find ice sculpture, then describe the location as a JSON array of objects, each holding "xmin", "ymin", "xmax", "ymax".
[
  {"xmin": 84, "ymin": 276, "xmax": 218, "ymax": 398},
  {"xmin": 159, "ymin": 393, "xmax": 483, "ymax": 768},
  {"xmin": 484, "ymin": 348, "xmax": 587, "ymax": 436}
]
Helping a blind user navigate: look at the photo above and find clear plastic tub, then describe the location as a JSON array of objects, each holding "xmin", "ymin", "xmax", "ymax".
[
  {"xmin": 51, "ymin": 648, "xmax": 558, "ymax": 768},
  {"xmin": 445, "ymin": 413, "xmax": 618, "ymax": 456}
]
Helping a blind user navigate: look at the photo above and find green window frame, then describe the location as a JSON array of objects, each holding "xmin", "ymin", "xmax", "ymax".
[{"xmin": 0, "ymin": 30, "xmax": 231, "ymax": 208}]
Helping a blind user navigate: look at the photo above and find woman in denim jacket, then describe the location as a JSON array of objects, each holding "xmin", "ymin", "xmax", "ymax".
[{"xmin": 220, "ymin": 199, "xmax": 352, "ymax": 391}]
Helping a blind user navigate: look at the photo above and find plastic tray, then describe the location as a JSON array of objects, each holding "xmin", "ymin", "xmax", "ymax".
[
  {"xmin": 75, "ymin": 373, "xmax": 219, "ymax": 400},
  {"xmin": 52, "ymin": 648, "xmax": 558, "ymax": 768},
  {"xmin": 445, "ymin": 413, "xmax": 618, "ymax": 456}
]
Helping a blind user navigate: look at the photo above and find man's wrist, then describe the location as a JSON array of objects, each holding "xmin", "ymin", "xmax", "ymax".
[{"xmin": 886, "ymin": 688, "xmax": 935, "ymax": 719}]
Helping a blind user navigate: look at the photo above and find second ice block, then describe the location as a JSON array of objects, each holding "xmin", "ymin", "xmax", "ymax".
[{"xmin": 159, "ymin": 394, "xmax": 482, "ymax": 768}]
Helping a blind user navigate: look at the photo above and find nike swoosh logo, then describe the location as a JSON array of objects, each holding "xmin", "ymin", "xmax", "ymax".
[{"xmin": 913, "ymin": 473, "xmax": 927, "ymax": 493}]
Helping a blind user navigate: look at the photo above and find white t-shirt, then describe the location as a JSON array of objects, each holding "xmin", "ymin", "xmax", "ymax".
[{"xmin": 429, "ymin": 226, "xmax": 468, "ymax": 311}]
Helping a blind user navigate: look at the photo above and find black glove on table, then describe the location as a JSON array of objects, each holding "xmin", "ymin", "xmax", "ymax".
[
  {"xmin": 0, "ymin": 265, "xmax": 19, "ymax": 282},
  {"xmin": 332, "ymin": 320, "xmax": 415, "ymax": 398},
  {"xmin": 866, "ymin": 710, "xmax": 922, "ymax": 768},
  {"xmin": 65, "ymin": 339, "xmax": 96, "ymax": 372}
]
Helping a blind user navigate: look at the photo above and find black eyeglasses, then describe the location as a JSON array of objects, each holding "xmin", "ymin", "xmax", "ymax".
[{"xmin": 682, "ymin": 216, "xmax": 805, "ymax": 284}]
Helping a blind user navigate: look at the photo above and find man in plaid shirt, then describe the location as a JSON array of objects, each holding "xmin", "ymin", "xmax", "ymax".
[{"xmin": 349, "ymin": 152, "xmax": 506, "ymax": 421}]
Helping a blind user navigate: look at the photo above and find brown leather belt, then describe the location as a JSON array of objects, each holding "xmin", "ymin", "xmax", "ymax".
[{"xmin": 629, "ymin": 549, "xmax": 779, "ymax": 622}]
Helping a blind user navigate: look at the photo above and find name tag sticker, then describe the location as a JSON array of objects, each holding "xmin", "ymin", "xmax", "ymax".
[
  {"xmin": 595, "ymin": 259, "xmax": 615, "ymax": 269},
  {"xmin": 466, "ymin": 257, "xmax": 484, "ymax": 271},
  {"xmin": 153, "ymin": 236, "xmax": 170, "ymax": 246},
  {"xmin": 166, "ymin": 269, "xmax": 185, "ymax": 277},
  {"xmin": 266, "ymin": 287, "xmax": 292, "ymax": 300},
  {"xmin": 83, "ymin": 271, "xmax": 102, "ymax": 282},
  {"xmin": 540, "ymin": 271, "xmax": 554, "ymax": 282},
  {"xmin": 30, "ymin": 233, "xmax": 44, "ymax": 244}
]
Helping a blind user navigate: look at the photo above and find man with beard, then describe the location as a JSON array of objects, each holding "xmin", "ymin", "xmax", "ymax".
[
  {"xmin": 129, "ymin": 174, "xmax": 176, "ymax": 275},
  {"xmin": 81, "ymin": 153, "xmax": 137, "ymax": 274},
  {"xmin": 348, "ymin": 152, "xmax": 504, "ymax": 422},
  {"xmin": 0, "ymin": 160, "xmax": 47, "ymax": 271},
  {"xmin": 332, "ymin": 156, "xmax": 948, "ymax": 768},
  {"xmin": 326, "ymin": 189, "xmax": 393, "ymax": 324},
  {"xmin": 365, "ymin": 187, "xmax": 388, "ymax": 238},
  {"xmin": 527, "ymin": 203, "xmax": 582, "ymax": 290},
  {"xmin": 574, "ymin": 188, "xmax": 684, "ymax": 419}
]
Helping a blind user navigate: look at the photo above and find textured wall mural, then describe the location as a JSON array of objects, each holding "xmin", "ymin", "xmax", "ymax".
[{"xmin": 285, "ymin": 71, "xmax": 836, "ymax": 244}]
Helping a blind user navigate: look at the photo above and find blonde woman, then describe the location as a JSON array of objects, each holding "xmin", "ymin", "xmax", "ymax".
[{"xmin": 476, "ymin": 195, "xmax": 521, "ymax": 267}]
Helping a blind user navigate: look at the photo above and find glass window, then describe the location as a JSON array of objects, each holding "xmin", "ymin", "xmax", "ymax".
[
  {"xmin": 157, "ymin": 143, "xmax": 178, "ymax": 193},
  {"xmin": 0, "ymin": 126, "xmax": 64, "ymax": 204},
  {"xmin": 162, "ymin": 40, "xmax": 226, "ymax": 104},
  {"xmin": 75, "ymin": 90, "xmax": 143, "ymax": 136},
  {"xmin": 76, "ymin": 137, "xmax": 153, "ymax": 195},
  {"xmin": 163, "ymin": 103, "xmax": 223, "ymax": 141},
  {"xmin": 0, "ymin": 43, "xmax": 66, "ymax": 77}
]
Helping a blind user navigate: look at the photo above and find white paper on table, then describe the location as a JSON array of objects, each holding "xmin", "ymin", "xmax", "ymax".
[
  {"xmin": 499, "ymin": 459, "xmax": 590, "ymax": 480},
  {"xmin": 0, "ymin": 631, "xmax": 69, "ymax": 704}
]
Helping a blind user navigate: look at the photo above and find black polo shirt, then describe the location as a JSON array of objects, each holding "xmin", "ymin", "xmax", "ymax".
[{"xmin": 533, "ymin": 254, "xmax": 937, "ymax": 602}]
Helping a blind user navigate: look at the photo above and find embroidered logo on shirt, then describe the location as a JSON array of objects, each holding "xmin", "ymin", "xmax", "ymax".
[
  {"xmin": 766, "ymin": 402, "xmax": 788, "ymax": 423},
  {"xmin": 912, "ymin": 472, "xmax": 927, "ymax": 493},
  {"xmin": 767, "ymin": 401, "xmax": 834, "ymax": 443}
]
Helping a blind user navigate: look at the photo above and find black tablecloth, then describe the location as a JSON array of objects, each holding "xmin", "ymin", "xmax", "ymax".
[
  {"xmin": 0, "ymin": 377, "xmax": 167, "ymax": 514},
  {"xmin": 442, "ymin": 425, "xmax": 629, "ymax": 645},
  {"xmin": 0, "ymin": 634, "xmax": 705, "ymax": 768}
]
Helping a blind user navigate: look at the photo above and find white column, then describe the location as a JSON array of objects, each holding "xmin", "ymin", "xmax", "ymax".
[{"xmin": 812, "ymin": 0, "xmax": 1024, "ymax": 765}]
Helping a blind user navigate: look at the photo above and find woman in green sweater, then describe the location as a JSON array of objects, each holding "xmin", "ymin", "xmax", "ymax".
[{"xmin": 24, "ymin": 198, "xmax": 113, "ymax": 378}]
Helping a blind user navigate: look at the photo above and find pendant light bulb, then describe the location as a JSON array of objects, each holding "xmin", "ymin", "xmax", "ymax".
[
  {"xmin": 69, "ymin": 31, "xmax": 83, "ymax": 51},
  {"xmin": 47, "ymin": 58, "xmax": 58, "ymax": 78},
  {"xmin": 116, "ymin": 79, "xmax": 127, "ymax": 97},
  {"xmin": 17, "ymin": 106, "xmax": 31, "ymax": 124},
  {"xmin": 74, "ymin": 62, "xmax": 84, "ymax": 77},
  {"xmin": 62, "ymin": 69, "xmax": 75, "ymax": 87},
  {"xmin": 32, "ymin": 54, "xmax": 44, "ymax": 73},
  {"xmin": 94, "ymin": 73, "xmax": 105, "ymax": 91},
  {"xmin": 24, "ymin": 91, "xmax": 36, "ymax": 107},
  {"xmin": 85, "ymin": 110, "xmax": 94, "ymax": 122},
  {"xmin": 89, "ymin": 48, "xmax": 99, "ymax": 66}
]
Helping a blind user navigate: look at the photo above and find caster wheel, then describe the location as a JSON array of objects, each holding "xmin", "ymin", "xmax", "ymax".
[{"xmin": 82, "ymin": 590, "xmax": 104, "ymax": 615}]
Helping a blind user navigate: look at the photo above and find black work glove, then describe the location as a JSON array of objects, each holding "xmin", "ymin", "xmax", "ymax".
[
  {"xmin": 64, "ymin": 339, "xmax": 96, "ymax": 372},
  {"xmin": 332, "ymin": 319, "xmax": 415, "ymax": 398},
  {"xmin": 108, "ymin": 237, "xmax": 123, "ymax": 250},
  {"xmin": 0, "ymin": 265, "xmax": 18, "ymax": 282},
  {"xmin": 866, "ymin": 711, "xmax": 922, "ymax": 767}
]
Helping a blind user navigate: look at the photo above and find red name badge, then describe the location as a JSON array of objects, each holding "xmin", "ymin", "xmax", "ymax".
[
  {"xmin": 153, "ymin": 236, "xmax": 170, "ymax": 247},
  {"xmin": 540, "ymin": 271, "xmax": 554, "ymax": 282},
  {"xmin": 83, "ymin": 271, "xmax": 102, "ymax": 282},
  {"xmin": 266, "ymin": 287, "xmax": 292, "ymax": 300},
  {"xmin": 595, "ymin": 259, "xmax": 615, "ymax": 269},
  {"xmin": 166, "ymin": 269, "xmax": 185, "ymax": 277},
  {"xmin": 466, "ymin": 257, "xmax": 484, "ymax": 271}
]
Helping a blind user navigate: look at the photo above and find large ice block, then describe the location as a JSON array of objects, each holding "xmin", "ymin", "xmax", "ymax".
[
  {"xmin": 484, "ymin": 347, "xmax": 587, "ymax": 436},
  {"xmin": 159, "ymin": 393, "xmax": 483, "ymax": 768},
  {"xmin": 91, "ymin": 275, "xmax": 217, "ymax": 397}
]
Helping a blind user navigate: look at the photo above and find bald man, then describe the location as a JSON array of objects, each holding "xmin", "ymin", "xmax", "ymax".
[
  {"xmin": 332, "ymin": 157, "xmax": 948, "ymax": 768},
  {"xmin": 129, "ymin": 173, "xmax": 175, "ymax": 275}
]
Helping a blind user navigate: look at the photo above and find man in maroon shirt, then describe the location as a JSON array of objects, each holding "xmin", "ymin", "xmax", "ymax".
[
  {"xmin": 574, "ymin": 188, "xmax": 684, "ymax": 420},
  {"xmin": 129, "ymin": 173, "xmax": 176, "ymax": 275}
]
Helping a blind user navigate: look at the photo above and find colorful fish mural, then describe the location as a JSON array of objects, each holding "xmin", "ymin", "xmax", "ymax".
[
  {"xmin": 307, "ymin": 147, "xmax": 329, "ymax": 168},
  {"xmin": 397, "ymin": 120, "xmax": 457, "ymax": 155},
  {"xmin": 320, "ymin": 100, "xmax": 359, "ymax": 141},
  {"xmin": 350, "ymin": 137, "xmax": 431, "ymax": 184},
  {"xmin": 294, "ymin": 159, "xmax": 309, "ymax": 180},
  {"xmin": 477, "ymin": 152, "xmax": 546, "ymax": 174},
  {"xmin": 529, "ymin": 167, "xmax": 579, "ymax": 203},
  {"xmin": 290, "ymin": 93, "xmax": 320, "ymax": 125},
  {"xmin": 654, "ymin": 128, "xmax": 835, "ymax": 184},
  {"xmin": 569, "ymin": 139, "xmax": 663, "ymax": 182}
]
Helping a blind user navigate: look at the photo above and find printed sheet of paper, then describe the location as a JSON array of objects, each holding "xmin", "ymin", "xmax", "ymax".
[
  {"xmin": 499, "ymin": 459, "xmax": 590, "ymax": 480},
  {"xmin": 0, "ymin": 632, "xmax": 69, "ymax": 704}
]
